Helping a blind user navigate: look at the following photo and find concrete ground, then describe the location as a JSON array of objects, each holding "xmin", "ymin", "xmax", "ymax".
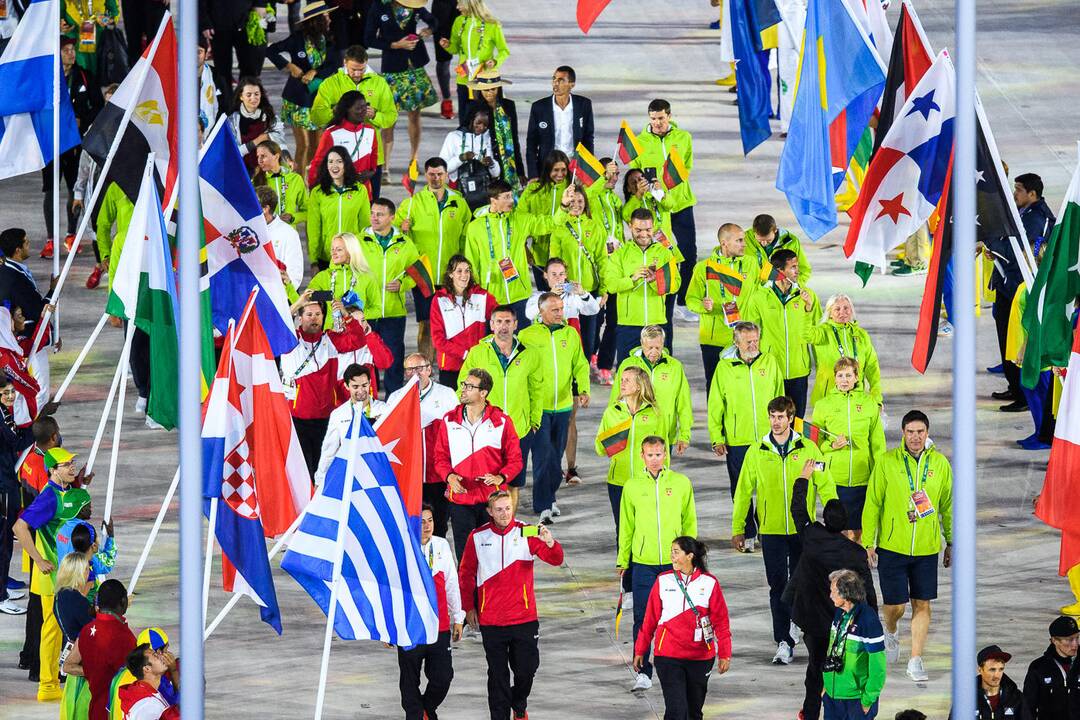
[{"xmin": 1, "ymin": 1, "xmax": 1078, "ymax": 718}]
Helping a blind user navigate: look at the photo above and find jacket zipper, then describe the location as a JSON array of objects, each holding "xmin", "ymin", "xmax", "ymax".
[
  {"xmin": 748, "ymin": 362, "xmax": 759, "ymax": 439},
  {"xmin": 549, "ymin": 330, "xmax": 559, "ymax": 409},
  {"xmin": 783, "ymin": 302, "xmax": 791, "ymax": 376},
  {"xmin": 337, "ymin": 193, "xmax": 343, "ymax": 234},
  {"xmin": 782, "ymin": 453, "xmax": 790, "ymax": 534},
  {"xmin": 846, "ymin": 393, "xmax": 853, "ymax": 487},
  {"xmin": 654, "ymin": 472, "xmax": 663, "ymax": 564},
  {"xmin": 641, "ymin": 245, "xmax": 649, "ymax": 324}
]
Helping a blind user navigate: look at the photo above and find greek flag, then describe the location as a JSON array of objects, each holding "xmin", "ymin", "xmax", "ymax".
[
  {"xmin": 281, "ymin": 411, "xmax": 439, "ymax": 647},
  {"xmin": 0, "ymin": 0, "xmax": 79, "ymax": 179}
]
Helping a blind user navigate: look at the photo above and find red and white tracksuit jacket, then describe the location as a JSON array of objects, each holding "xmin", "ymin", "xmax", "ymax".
[
  {"xmin": 433, "ymin": 403, "xmax": 523, "ymax": 505},
  {"xmin": 458, "ymin": 520, "xmax": 564, "ymax": 627},
  {"xmin": 335, "ymin": 326, "xmax": 394, "ymax": 397},
  {"xmin": 429, "ymin": 287, "xmax": 497, "ymax": 372},
  {"xmin": 307, "ymin": 119, "xmax": 379, "ymax": 192},
  {"xmin": 386, "ymin": 381, "xmax": 459, "ymax": 484},
  {"xmin": 118, "ymin": 680, "xmax": 180, "ymax": 720},
  {"xmin": 280, "ymin": 320, "xmax": 366, "ymax": 420},
  {"xmin": 635, "ymin": 569, "xmax": 732, "ymax": 662},
  {"xmin": 422, "ymin": 534, "xmax": 465, "ymax": 633}
]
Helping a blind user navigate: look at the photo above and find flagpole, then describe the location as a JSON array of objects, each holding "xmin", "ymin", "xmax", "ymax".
[
  {"xmin": 177, "ymin": 0, "xmax": 205, "ymax": 716},
  {"xmin": 952, "ymin": 0, "xmax": 978, "ymax": 718},
  {"xmin": 52, "ymin": 313, "xmax": 109, "ymax": 402},
  {"xmin": 102, "ymin": 319, "xmax": 137, "ymax": 523},
  {"xmin": 128, "ymin": 466, "xmax": 180, "ymax": 595},
  {"xmin": 202, "ymin": 497, "xmax": 217, "ymax": 623},
  {"xmin": 313, "ymin": 411, "xmax": 361, "ymax": 720},
  {"xmin": 52, "ymin": 0, "xmax": 61, "ymax": 343},
  {"xmin": 84, "ymin": 321, "xmax": 134, "ymax": 473}
]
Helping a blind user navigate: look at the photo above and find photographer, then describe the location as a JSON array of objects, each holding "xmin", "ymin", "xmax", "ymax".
[{"xmin": 822, "ymin": 569, "xmax": 886, "ymax": 719}]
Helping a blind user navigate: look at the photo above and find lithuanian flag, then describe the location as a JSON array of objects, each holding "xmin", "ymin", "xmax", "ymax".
[
  {"xmin": 402, "ymin": 158, "xmax": 419, "ymax": 195},
  {"xmin": 706, "ymin": 259, "xmax": 743, "ymax": 296},
  {"xmin": 570, "ymin": 143, "xmax": 605, "ymax": 187},
  {"xmin": 662, "ymin": 147, "xmax": 689, "ymax": 190},
  {"xmin": 793, "ymin": 417, "xmax": 830, "ymax": 443},
  {"xmin": 406, "ymin": 255, "xmax": 436, "ymax": 298},
  {"xmin": 616, "ymin": 121, "xmax": 644, "ymax": 164},
  {"xmin": 653, "ymin": 259, "xmax": 677, "ymax": 296},
  {"xmin": 598, "ymin": 417, "xmax": 633, "ymax": 457},
  {"xmin": 760, "ymin": 263, "xmax": 782, "ymax": 283}
]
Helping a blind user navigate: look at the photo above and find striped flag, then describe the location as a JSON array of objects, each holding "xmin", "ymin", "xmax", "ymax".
[
  {"xmin": 706, "ymin": 260, "xmax": 743, "ymax": 296},
  {"xmin": 570, "ymin": 143, "xmax": 605, "ymax": 187},
  {"xmin": 616, "ymin": 121, "xmax": 644, "ymax": 164},
  {"xmin": 760, "ymin": 264, "xmax": 782, "ymax": 283},
  {"xmin": 598, "ymin": 417, "xmax": 632, "ymax": 457},
  {"xmin": 405, "ymin": 255, "xmax": 435, "ymax": 298},
  {"xmin": 281, "ymin": 412, "xmax": 439, "ymax": 645},
  {"xmin": 661, "ymin": 148, "xmax": 689, "ymax": 190},
  {"xmin": 1034, "ymin": 322, "xmax": 1080, "ymax": 548},
  {"xmin": 653, "ymin": 259, "xmax": 677, "ymax": 296},
  {"xmin": 793, "ymin": 417, "xmax": 830, "ymax": 443},
  {"xmin": 402, "ymin": 158, "xmax": 419, "ymax": 195}
]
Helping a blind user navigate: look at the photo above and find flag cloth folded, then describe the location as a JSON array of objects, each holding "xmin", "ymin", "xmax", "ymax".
[
  {"xmin": 402, "ymin": 158, "xmax": 418, "ymax": 195},
  {"xmin": 598, "ymin": 417, "xmax": 632, "ymax": 458},
  {"xmin": 775, "ymin": 0, "xmax": 886, "ymax": 240},
  {"xmin": 730, "ymin": 0, "xmax": 772, "ymax": 155},
  {"xmin": 570, "ymin": 143, "xmax": 605, "ymax": 186},
  {"xmin": 281, "ymin": 412, "xmax": 439, "ymax": 646},
  {"xmin": 405, "ymin": 256, "xmax": 435, "ymax": 299},
  {"xmin": 617, "ymin": 121, "xmax": 644, "ymax": 164},
  {"xmin": 577, "ymin": 0, "xmax": 614, "ymax": 33},
  {"xmin": 0, "ymin": 0, "xmax": 80, "ymax": 179},
  {"xmin": 793, "ymin": 417, "xmax": 829, "ymax": 443},
  {"xmin": 662, "ymin": 148, "xmax": 689, "ymax": 190},
  {"xmin": 1035, "ymin": 322, "xmax": 1080, "ymax": 547},
  {"xmin": 373, "ymin": 378, "xmax": 424, "ymax": 539},
  {"xmin": 872, "ymin": 0, "xmax": 934, "ymax": 156},
  {"xmin": 653, "ymin": 259, "xmax": 676, "ymax": 296},
  {"xmin": 706, "ymin": 260, "xmax": 743, "ymax": 296},
  {"xmin": 104, "ymin": 159, "xmax": 179, "ymax": 429}
]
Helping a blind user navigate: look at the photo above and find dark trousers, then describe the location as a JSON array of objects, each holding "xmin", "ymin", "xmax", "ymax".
[
  {"xmin": 0, "ymin": 486, "xmax": 19, "ymax": 602},
  {"xmin": 784, "ymin": 375, "xmax": 809, "ymax": 419},
  {"xmin": 423, "ymin": 482, "xmax": 450, "ymax": 539},
  {"xmin": 664, "ymin": 295, "xmax": 676, "ymax": 353},
  {"xmin": 21, "ymin": 591, "xmax": 42, "ymax": 678},
  {"xmin": 42, "ymin": 149, "xmax": 79, "ymax": 239},
  {"xmin": 293, "ymin": 416, "xmax": 330, "ymax": 480},
  {"xmin": 131, "ymin": 326, "xmax": 151, "ymax": 400},
  {"xmin": 371, "ymin": 316, "xmax": 407, "ymax": 395},
  {"xmin": 398, "ymin": 629, "xmax": 454, "ymax": 720},
  {"xmin": 760, "ymin": 533, "xmax": 803, "ymax": 645},
  {"xmin": 1022, "ymin": 369, "xmax": 1053, "ymax": 438},
  {"xmin": 121, "ymin": 0, "xmax": 167, "ymax": 67},
  {"xmin": 654, "ymin": 656, "xmax": 713, "ymax": 720},
  {"xmin": 209, "ymin": 21, "xmax": 266, "ymax": 99},
  {"xmin": 616, "ymin": 324, "xmax": 643, "ymax": 366},
  {"xmin": 597, "ymin": 300, "xmax": 618, "ymax": 371},
  {"xmin": 607, "ymin": 483, "xmax": 632, "ymax": 593},
  {"xmin": 508, "ymin": 299, "xmax": 529, "ymax": 330},
  {"xmin": 579, "ymin": 311, "xmax": 600, "ymax": 361},
  {"xmin": 823, "ymin": 696, "xmax": 878, "ymax": 719},
  {"xmin": 631, "ymin": 562, "xmax": 671, "ymax": 678},
  {"xmin": 531, "ymin": 411, "xmax": 570, "ymax": 513},
  {"xmin": 701, "ymin": 345, "xmax": 722, "ymax": 396},
  {"xmin": 371, "ymin": 164, "xmax": 383, "ymax": 199},
  {"xmin": 670, "ymin": 206, "xmax": 698, "ymax": 306},
  {"xmin": 512, "ymin": 431, "xmax": 534, "ymax": 488},
  {"xmin": 456, "ymin": 84, "xmax": 472, "ymax": 122},
  {"xmin": 481, "ymin": 620, "xmax": 540, "ymax": 720},
  {"xmin": 802, "ymin": 630, "xmax": 829, "ymax": 720},
  {"xmin": 725, "ymin": 445, "xmax": 756, "ymax": 538},
  {"xmin": 993, "ymin": 287, "xmax": 1020, "ymax": 396},
  {"xmin": 439, "ymin": 368, "xmax": 459, "ymax": 390},
  {"xmin": 448, "ymin": 502, "xmax": 488, "ymax": 560}
]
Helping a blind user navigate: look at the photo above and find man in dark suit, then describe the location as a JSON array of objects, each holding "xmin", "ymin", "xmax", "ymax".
[
  {"xmin": 0, "ymin": 229, "xmax": 54, "ymax": 327},
  {"xmin": 525, "ymin": 66, "xmax": 594, "ymax": 181}
]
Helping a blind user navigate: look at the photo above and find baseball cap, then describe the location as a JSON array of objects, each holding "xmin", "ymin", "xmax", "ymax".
[
  {"xmin": 977, "ymin": 644, "xmax": 1012, "ymax": 665},
  {"xmin": 137, "ymin": 627, "xmax": 170, "ymax": 650},
  {"xmin": 44, "ymin": 447, "xmax": 77, "ymax": 470},
  {"xmin": 1049, "ymin": 615, "xmax": 1079, "ymax": 638}
]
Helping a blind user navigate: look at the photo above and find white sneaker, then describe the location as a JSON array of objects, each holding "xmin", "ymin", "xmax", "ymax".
[
  {"xmin": 631, "ymin": 673, "xmax": 653, "ymax": 691},
  {"xmin": 772, "ymin": 640, "xmax": 794, "ymax": 665},
  {"xmin": 135, "ymin": 396, "xmax": 147, "ymax": 413},
  {"xmin": 0, "ymin": 598, "xmax": 27, "ymax": 615},
  {"xmin": 884, "ymin": 631, "xmax": 900, "ymax": 663},
  {"xmin": 906, "ymin": 656, "xmax": 929, "ymax": 682},
  {"xmin": 790, "ymin": 621, "xmax": 803, "ymax": 647},
  {"xmin": 4, "ymin": 588, "xmax": 26, "ymax": 601},
  {"xmin": 538, "ymin": 509, "xmax": 554, "ymax": 525},
  {"xmin": 741, "ymin": 537, "xmax": 756, "ymax": 553},
  {"xmin": 145, "ymin": 416, "xmax": 165, "ymax": 430},
  {"xmin": 938, "ymin": 320, "xmax": 954, "ymax": 337},
  {"xmin": 622, "ymin": 592, "xmax": 634, "ymax": 611},
  {"xmin": 673, "ymin": 305, "xmax": 699, "ymax": 323},
  {"xmin": 551, "ymin": 502, "xmax": 561, "ymax": 517}
]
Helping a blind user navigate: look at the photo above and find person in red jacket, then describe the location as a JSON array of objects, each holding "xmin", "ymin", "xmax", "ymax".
[
  {"xmin": 61, "ymin": 579, "xmax": 137, "ymax": 720},
  {"xmin": 458, "ymin": 490, "xmax": 564, "ymax": 720},
  {"xmin": 429, "ymin": 255, "xmax": 497, "ymax": 389},
  {"xmin": 634, "ymin": 536, "xmax": 732, "ymax": 720},
  {"xmin": 433, "ymin": 368, "xmax": 523, "ymax": 557},
  {"xmin": 117, "ymin": 643, "xmax": 181, "ymax": 719},
  {"xmin": 307, "ymin": 91, "xmax": 379, "ymax": 194}
]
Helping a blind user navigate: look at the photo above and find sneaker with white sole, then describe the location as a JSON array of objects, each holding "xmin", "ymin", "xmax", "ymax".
[
  {"xmin": 0, "ymin": 598, "xmax": 27, "ymax": 615},
  {"xmin": 631, "ymin": 673, "xmax": 652, "ymax": 691},
  {"xmin": 622, "ymin": 592, "xmax": 634, "ymax": 611},
  {"xmin": 551, "ymin": 502, "xmax": 561, "ymax": 517},
  {"xmin": 145, "ymin": 416, "xmax": 165, "ymax": 430},
  {"xmin": 884, "ymin": 631, "xmax": 900, "ymax": 663},
  {"xmin": 673, "ymin": 306, "xmax": 700, "ymax": 323},
  {"xmin": 742, "ymin": 537, "xmax": 756, "ymax": 553},
  {"xmin": 790, "ymin": 621, "xmax": 803, "ymax": 647},
  {"xmin": 772, "ymin": 641, "xmax": 794, "ymax": 665},
  {"xmin": 906, "ymin": 656, "xmax": 929, "ymax": 682},
  {"xmin": 4, "ymin": 588, "xmax": 26, "ymax": 601},
  {"xmin": 538, "ymin": 509, "xmax": 554, "ymax": 525},
  {"xmin": 135, "ymin": 396, "xmax": 148, "ymax": 413}
]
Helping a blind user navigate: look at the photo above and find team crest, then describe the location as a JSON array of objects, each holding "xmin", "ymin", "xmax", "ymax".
[
  {"xmin": 665, "ymin": 488, "xmax": 672, "ymax": 496},
  {"xmin": 226, "ymin": 226, "xmax": 261, "ymax": 255},
  {"xmin": 856, "ymin": 404, "xmax": 863, "ymax": 412},
  {"xmin": 660, "ymin": 373, "xmax": 669, "ymax": 382}
]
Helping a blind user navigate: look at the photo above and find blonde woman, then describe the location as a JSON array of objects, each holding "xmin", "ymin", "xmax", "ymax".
[
  {"xmin": 305, "ymin": 233, "xmax": 378, "ymax": 329},
  {"xmin": 806, "ymin": 293, "xmax": 882, "ymax": 406},
  {"xmin": 439, "ymin": 0, "xmax": 510, "ymax": 117},
  {"xmin": 54, "ymin": 553, "xmax": 94, "ymax": 720}
]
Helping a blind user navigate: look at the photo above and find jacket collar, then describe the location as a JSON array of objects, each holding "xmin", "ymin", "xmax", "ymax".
[
  {"xmin": 450, "ymin": 402, "xmax": 500, "ymax": 426},
  {"xmin": 487, "ymin": 519, "xmax": 521, "ymax": 537},
  {"xmin": 758, "ymin": 431, "xmax": 806, "ymax": 454}
]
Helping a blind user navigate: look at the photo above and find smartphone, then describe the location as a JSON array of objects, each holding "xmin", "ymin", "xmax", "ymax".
[
  {"xmin": 310, "ymin": 290, "xmax": 334, "ymax": 303},
  {"xmin": 643, "ymin": 167, "xmax": 657, "ymax": 183},
  {"xmin": 521, "ymin": 525, "xmax": 540, "ymax": 538},
  {"xmin": 814, "ymin": 461, "xmax": 826, "ymax": 472}
]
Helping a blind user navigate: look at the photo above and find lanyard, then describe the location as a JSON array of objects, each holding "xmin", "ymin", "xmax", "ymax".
[
  {"xmin": 460, "ymin": 130, "xmax": 486, "ymax": 159},
  {"xmin": 329, "ymin": 266, "xmax": 358, "ymax": 297},
  {"xmin": 485, "ymin": 215, "xmax": 510, "ymax": 259},
  {"xmin": 598, "ymin": 193, "xmax": 613, "ymax": 233},
  {"xmin": 827, "ymin": 609, "xmax": 855, "ymax": 662},
  {"xmin": 831, "ymin": 326, "xmax": 857, "ymax": 360},
  {"xmin": 902, "ymin": 453, "xmax": 930, "ymax": 493},
  {"xmin": 426, "ymin": 542, "xmax": 435, "ymax": 569},
  {"xmin": 672, "ymin": 571, "xmax": 703, "ymax": 621},
  {"xmin": 291, "ymin": 334, "xmax": 325, "ymax": 379},
  {"xmin": 271, "ymin": 173, "xmax": 289, "ymax": 214},
  {"xmin": 345, "ymin": 126, "xmax": 370, "ymax": 161}
]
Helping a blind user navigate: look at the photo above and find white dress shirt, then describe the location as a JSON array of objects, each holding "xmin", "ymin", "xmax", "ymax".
[{"xmin": 552, "ymin": 96, "xmax": 575, "ymax": 156}]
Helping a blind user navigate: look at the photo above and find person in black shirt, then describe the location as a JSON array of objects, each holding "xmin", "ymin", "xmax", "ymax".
[{"xmin": 1024, "ymin": 616, "xmax": 1080, "ymax": 719}]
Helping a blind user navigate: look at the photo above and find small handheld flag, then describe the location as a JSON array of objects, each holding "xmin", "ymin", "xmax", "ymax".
[
  {"xmin": 598, "ymin": 417, "xmax": 632, "ymax": 457},
  {"xmin": 402, "ymin": 158, "xmax": 419, "ymax": 195},
  {"xmin": 793, "ymin": 417, "xmax": 831, "ymax": 443},
  {"xmin": 616, "ymin": 121, "xmax": 644, "ymax": 164},
  {"xmin": 662, "ymin": 148, "xmax": 689, "ymax": 190},
  {"xmin": 405, "ymin": 255, "xmax": 436, "ymax": 298},
  {"xmin": 653, "ymin": 259, "xmax": 677, "ymax": 296},
  {"xmin": 614, "ymin": 587, "xmax": 624, "ymax": 638},
  {"xmin": 705, "ymin": 260, "xmax": 743, "ymax": 296},
  {"xmin": 570, "ymin": 143, "xmax": 605, "ymax": 187}
]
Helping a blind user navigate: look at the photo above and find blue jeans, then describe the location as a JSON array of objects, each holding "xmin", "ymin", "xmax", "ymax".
[
  {"xmin": 509, "ymin": 299, "xmax": 529, "ymax": 329},
  {"xmin": 370, "ymin": 315, "xmax": 406, "ymax": 395},
  {"xmin": 631, "ymin": 562, "xmax": 671, "ymax": 678},
  {"xmin": 725, "ymin": 445, "xmax": 756, "ymax": 538},
  {"xmin": 531, "ymin": 411, "xmax": 571, "ymax": 513},
  {"xmin": 761, "ymin": 533, "xmax": 802, "ymax": 645},
  {"xmin": 608, "ymin": 483, "xmax": 632, "ymax": 593}
]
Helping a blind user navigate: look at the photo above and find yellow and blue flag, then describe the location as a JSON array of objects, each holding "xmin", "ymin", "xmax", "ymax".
[
  {"xmin": 775, "ymin": 0, "xmax": 886, "ymax": 240},
  {"xmin": 730, "ymin": 0, "xmax": 773, "ymax": 155}
]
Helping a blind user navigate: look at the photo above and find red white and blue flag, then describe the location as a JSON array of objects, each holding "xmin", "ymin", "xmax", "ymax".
[
  {"xmin": 202, "ymin": 292, "xmax": 312, "ymax": 633},
  {"xmin": 373, "ymin": 378, "xmax": 424, "ymax": 540},
  {"xmin": 199, "ymin": 117, "xmax": 297, "ymax": 357}
]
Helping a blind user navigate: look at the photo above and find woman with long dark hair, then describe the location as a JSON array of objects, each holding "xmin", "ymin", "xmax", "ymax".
[
  {"xmin": 228, "ymin": 76, "xmax": 287, "ymax": 175},
  {"xmin": 519, "ymin": 150, "xmax": 570, "ymax": 288},
  {"xmin": 429, "ymin": 255, "xmax": 496, "ymax": 388},
  {"xmin": 306, "ymin": 147, "xmax": 372, "ymax": 272}
]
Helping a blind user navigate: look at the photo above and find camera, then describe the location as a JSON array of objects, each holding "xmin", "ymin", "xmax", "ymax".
[{"xmin": 822, "ymin": 655, "xmax": 844, "ymax": 673}]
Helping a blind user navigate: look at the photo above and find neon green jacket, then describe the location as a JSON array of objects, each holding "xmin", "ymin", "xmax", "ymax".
[
  {"xmin": 806, "ymin": 320, "xmax": 883, "ymax": 405},
  {"xmin": 744, "ymin": 282, "xmax": 821, "ymax": 380},
  {"xmin": 306, "ymin": 264, "xmax": 379, "ymax": 329},
  {"xmin": 96, "ymin": 182, "xmax": 134, "ymax": 291},
  {"xmin": 707, "ymin": 348, "xmax": 784, "ymax": 447},
  {"xmin": 862, "ymin": 444, "xmax": 953, "ymax": 557},
  {"xmin": 517, "ymin": 322, "xmax": 591, "ymax": 413},
  {"xmin": 732, "ymin": 433, "xmax": 838, "ymax": 536},
  {"xmin": 743, "ymin": 227, "xmax": 812, "ymax": 285},
  {"xmin": 685, "ymin": 249, "xmax": 762, "ymax": 347},
  {"xmin": 517, "ymin": 179, "xmax": 568, "ymax": 266},
  {"xmin": 446, "ymin": 15, "xmax": 510, "ymax": 86},
  {"xmin": 808, "ymin": 387, "xmax": 886, "ymax": 488},
  {"xmin": 463, "ymin": 208, "xmax": 568, "ymax": 305},
  {"xmin": 629, "ymin": 122, "xmax": 696, "ymax": 212},
  {"xmin": 595, "ymin": 400, "xmax": 668, "ymax": 487},
  {"xmin": 458, "ymin": 335, "xmax": 543, "ymax": 437},
  {"xmin": 262, "ymin": 170, "xmax": 308, "ymax": 227},
  {"xmin": 356, "ymin": 227, "xmax": 420, "ymax": 319},
  {"xmin": 306, "ymin": 184, "xmax": 372, "ymax": 265},
  {"xmin": 603, "ymin": 240, "xmax": 681, "ymax": 327},
  {"xmin": 394, "ymin": 187, "xmax": 473, "ymax": 280},
  {"xmin": 618, "ymin": 468, "xmax": 697, "ymax": 568},
  {"xmin": 622, "ymin": 190, "xmax": 677, "ymax": 246},
  {"xmin": 310, "ymin": 69, "xmax": 398, "ymax": 164},
  {"xmin": 549, "ymin": 214, "xmax": 609, "ymax": 294},
  {"xmin": 585, "ymin": 182, "xmax": 625, "ymax": 245},
  {"xmin": 609, "ymin": 347, "xmax": 692, "ymax": 445}
]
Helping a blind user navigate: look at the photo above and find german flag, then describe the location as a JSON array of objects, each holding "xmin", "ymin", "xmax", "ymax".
[
  {"xmin": 616, "ymin": 121, "xmax": 644, "ymax": 164},
  {"xmin": 402, "ymin": 158, "xmax": 419, "ymax": 195},
  {"xmin": 570, "ymin": 143, "xmax": 605, "ymax": 187},
  {"xmin": 662, "ymin": 147, "xmax": 689, "ymax": 190},
  {"xmin": 653, "ymin": 259, "xmax": 677, "ymax": 296},
  {"xmin": 706, "ymin": 259, "xmax": 743, "ymax": 296},
  {"xmin": 406, "ymin": 255, "xmax": 436, "ymax": 298},
  {"xmin": 598, "ymin": 417, "xmax": 633, "ymax": 457},
  {"xmin": 793, "ymin": 417, "xmax": 830, "ymax": 443}
]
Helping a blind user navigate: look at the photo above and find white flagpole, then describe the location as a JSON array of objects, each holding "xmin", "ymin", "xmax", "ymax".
[
  {"xmin": 102, "ymin": 319, "xmax": 137, "ymax": 523},
  {"xmin": 52, "ymin": 313, "xmax": 109, "ymax": 402},
  {"xmin": 128, "ymin": 466, "xmax": 180, "ymax": 595},
  {"xmin": 52, "ymin": 0, "xmax": 61, "ymax": 341},
  {"xmin": 202, "ymin": 497, "xmax": 217, "ymax": 623},
  {"xmin": 85, "ymin": 322, "xmax": 134, "ymax": 473},
  {"xmin": 313, "ymin": 409, "xmax": 360, "ymax": 720}
]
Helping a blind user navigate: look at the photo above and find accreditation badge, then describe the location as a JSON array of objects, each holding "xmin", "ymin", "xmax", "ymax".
[
  {"xmin": 723, "ymin": 300, "xmax": 740, "ymax": 327},
  {"xmin": 910, "ymin": 489, "xmax": 936, "ymax": 519},
  {"xmin": 498, "ymin": 256, "xmax": 519, "ymax": 283},
  {"xmin": 79, "ymin": 19, "xmax": 97, "ymax": 52}
]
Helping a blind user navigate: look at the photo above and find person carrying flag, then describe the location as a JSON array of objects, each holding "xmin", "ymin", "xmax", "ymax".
[
  {"xmin": 459, "ymin": 489, "xmax": 563, "ymax": 720},
  {"xmin": 686, "ymin": 222, "xmax": 761, "ymax": 391},
  {"xmin": 744, "ymin": 214, "xmax": 812, "ymax": 285},
  {"xmin": 731, "ymin": 395, "xmax": 837, "ymax": 666}
]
